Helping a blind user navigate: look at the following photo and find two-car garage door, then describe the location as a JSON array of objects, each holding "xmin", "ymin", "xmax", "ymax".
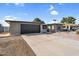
[{"xmin": 21, "ymin": 24, "xmax": 40, "ymax": 34}]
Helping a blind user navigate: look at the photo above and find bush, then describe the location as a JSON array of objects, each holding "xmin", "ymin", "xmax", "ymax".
[{"xmin": 76, "ymin": 30, "xmax": 79, "ymax": 34}]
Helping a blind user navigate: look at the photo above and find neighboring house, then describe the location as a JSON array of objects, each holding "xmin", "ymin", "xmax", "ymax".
[
  {"xmin": 0, "ymin": 24, "xmax": 4, "ymax": 32},
  {"xmin": 47, "ymin": 23, "xmax": 63, "ymax": 32},
  {"xmin": 62, "ymin": 23, "xmax": 79, "ymax": 31},
  {"xmin": 41, "ymin": 23, "xmax": 63, "ymax": 33}
]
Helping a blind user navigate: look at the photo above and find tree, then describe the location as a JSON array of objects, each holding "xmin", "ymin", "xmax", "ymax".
[
  {"xmin": 33, "ymin": 18, "xmax": 45, "ymax": 24},
  {"xmin": 61, "ymin": 16, "xmax": 76, "ymax": 24}
]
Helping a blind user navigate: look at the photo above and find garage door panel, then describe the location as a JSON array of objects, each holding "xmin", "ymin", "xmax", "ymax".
[{"xmin": 21, "ymin": 24, "xmax": 40, "ymax": 34}]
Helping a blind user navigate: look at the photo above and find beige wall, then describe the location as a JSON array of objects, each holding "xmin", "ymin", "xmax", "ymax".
[
  {"xmin": 10, "ymin": 22, "xmax": 21, "ymax": 36},
  {"xmin": 9, "ymin": 22, "xmax": 40, "ymax": 36}
]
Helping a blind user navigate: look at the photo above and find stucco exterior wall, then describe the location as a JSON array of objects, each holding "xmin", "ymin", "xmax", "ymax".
[
  {"xmin": 40, "ymin": 24, "xmax": 43, "ymax": 33},
  {"xmin": 9, "ymin": 22, "xmax": 41, "ymax": 36},
  {"xmin": 40, "ymin": 24, "xmax": 47, "ymax": 33},
  {"xmin": 9, "ymin": 22, "xmax": 21, "ymax": 36}
]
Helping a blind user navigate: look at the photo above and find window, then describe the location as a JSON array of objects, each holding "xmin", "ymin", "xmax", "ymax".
[{"xmin": 43, "ymin": 25, "xmax": 47, "ymax": 29}]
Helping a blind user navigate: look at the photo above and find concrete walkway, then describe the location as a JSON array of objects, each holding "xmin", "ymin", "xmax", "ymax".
[{"xmin": 22, "ymin": 33, "xmax": 79, "ymax": 56}]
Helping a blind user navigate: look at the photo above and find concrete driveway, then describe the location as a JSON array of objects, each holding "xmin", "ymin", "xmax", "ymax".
[{"xmin": 22, "ymin": 32, "xmax": 79, "ymax": 56}]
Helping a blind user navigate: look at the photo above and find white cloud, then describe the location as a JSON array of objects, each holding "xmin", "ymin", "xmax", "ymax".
[
  {"xmin": 76, "ymin": 19, "xmax": 79, "ymax": 24},
  {"xmin": 0, "ymin": 16, "xmax": 17, "ymax": 26},
  {"xmin": 49, "ymin": 5, "xmax": 59, "ymax": 16},
  {"xmin": 49, "ymin": 5, "xmax": 54, "ymax": 10},
  {"xmin": 4, "ymin": 16, "xmax": 17, "ymax": 20},
  {"xmin": 0, "ymin": 20, "xmax": 9, "ymax": 27},
  {"xmin": 50, "ymin": 10, "xmax": 58, "ymax": 15},
  {"xmin": 14, "ymin": 3, "xmax": 24, "ymax": 7},
  {"xmin": 51, "ymin": 20, "xmax": 58, "ymax": 23}
]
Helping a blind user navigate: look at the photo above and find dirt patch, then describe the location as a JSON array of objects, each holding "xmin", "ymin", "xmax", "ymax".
[
  {"xmin": 0, "ymin": 32, "xmax": 10, "ymax": 37},
  {"xmin": 0, "ymin": 36, "xmax": 36, "ymax": 56}
]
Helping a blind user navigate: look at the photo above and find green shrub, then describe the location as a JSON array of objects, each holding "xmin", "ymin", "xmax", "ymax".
[{"xmin": 76, "ymin": 30, "xmax": 79, "ymax": 34}]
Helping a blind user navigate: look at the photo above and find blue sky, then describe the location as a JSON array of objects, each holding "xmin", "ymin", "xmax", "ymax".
[{"xmin": 0, "ymin": 3, "xmax": 79, "ymax": 26}]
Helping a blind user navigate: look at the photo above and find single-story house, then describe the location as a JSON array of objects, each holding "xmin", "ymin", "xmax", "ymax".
[
  {"xmin": 6, "ymin": 20, "xmax": 41, "ymax": 35},
  {"xmin": 41, "ymin": 23, "xmax": 63, "ymax": 33},
  {"xmin": 5, "ymin": 20, "xmax": 63, "ymax": 35},
  {"xmin": 47, "ymin": 23, "xmax": 63, "ymax": 32}
]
